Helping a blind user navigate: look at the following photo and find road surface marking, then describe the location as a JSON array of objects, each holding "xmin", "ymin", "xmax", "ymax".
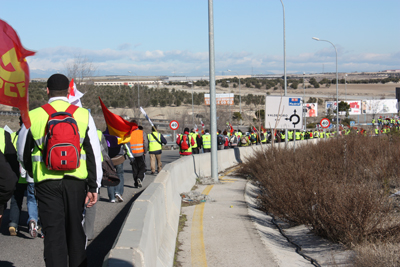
[
  {"xmin": 191, "ymin": 185, "xmax": 213, "ymax": 267},
  {"xmin": 190, "ymin": 167, "xmax": 239, "ymax": 266}
]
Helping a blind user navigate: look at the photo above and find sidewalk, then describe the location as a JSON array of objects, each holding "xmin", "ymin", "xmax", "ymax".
[{"xmin": 176, "ymin": 170, "xmax": 353, "ymax": 267}]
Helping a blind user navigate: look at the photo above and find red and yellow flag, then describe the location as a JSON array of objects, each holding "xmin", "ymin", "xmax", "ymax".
[
  {"xmin": 0, "ymin": 20, "xmax": 35, "ymax": 128},
  {"xmin": 99, "ymin": 97, "xmax": 138, "ymax": 144}
]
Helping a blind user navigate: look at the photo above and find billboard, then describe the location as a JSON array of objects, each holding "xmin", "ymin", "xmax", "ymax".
[
  {"xmin": 361, "ymin": 99, "xmax": 398, "ymax": 114},
  {"xmin": 325, "ymin": 100, "xmax": 362, "ymax": 115},
  {"xmin": 204, "ymin": 93, "xmax": 234, "ymax": 105},
  {"xmin": 265, "ymin": 96, "xmax": 303, "ymax": 130},
  {"xmin": 303, "ymin": 103, "xmax": 318, "ymax": 117}
]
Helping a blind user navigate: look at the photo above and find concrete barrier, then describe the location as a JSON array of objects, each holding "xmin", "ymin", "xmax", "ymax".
[{"xmin": 103, "ymin": 139, "xmax": 320, "ymax": 267}]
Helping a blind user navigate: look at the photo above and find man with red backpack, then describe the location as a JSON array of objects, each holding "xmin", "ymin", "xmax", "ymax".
[
  {"xmin": 18, "ymin": 74, "xmax": 102, "ymax": 267},
  {"xmin": 176, "ymin": 127, "xmax": 195, "ymax": 156}
]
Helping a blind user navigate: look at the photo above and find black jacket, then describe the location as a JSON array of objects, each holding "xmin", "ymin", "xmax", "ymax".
[{"xmin": 0, "ymin": 131, "xmax": 19, "ymax": 216}]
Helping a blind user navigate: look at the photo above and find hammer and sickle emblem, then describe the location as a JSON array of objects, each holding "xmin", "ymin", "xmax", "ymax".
[{"xmin": 0, "ymin": 47, "xmax": 26, "ymax": 97}]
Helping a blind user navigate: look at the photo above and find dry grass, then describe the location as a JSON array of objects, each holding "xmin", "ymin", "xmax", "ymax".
[
  {"xmin": 353, "ymin": 242, "xmax": 400, "ymax": 267},
  {"xmin": 238, "ymin": 134, "xmax": 400, "ymax": 263}
]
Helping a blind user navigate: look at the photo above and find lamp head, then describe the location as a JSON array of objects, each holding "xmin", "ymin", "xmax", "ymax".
[{"xmin": 312, "ymin": 37, "xmax": 320, "ymax": 41}]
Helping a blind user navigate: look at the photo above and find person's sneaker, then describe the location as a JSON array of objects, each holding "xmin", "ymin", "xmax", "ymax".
[
  {"xmin": 115, "ymin": 194, "xmax": 124, "ymax": 202},
  {"xmin": 150, "ymin": 172, "xmax": 155, "ymax": 175},
  {"xmin": 137, "ymin": 179, "xmax": 142, "ymax": 188},
  {"xmin": 9, "ymin": 226, "xmax": 17, "ymax": 236},
  {"xmin": 110, "ymin": 199, "xmax": 116, "ymax": 203},
  {"xmin": 29, "ymin": 220, "xmax": 38, "ymax": 238}
]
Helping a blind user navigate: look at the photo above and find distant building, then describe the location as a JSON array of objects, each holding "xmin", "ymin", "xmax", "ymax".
[
  {"xmin": 383, "ymin": 70, "xmax": 400, "ymax": 73},
  {"xmin": 93, "ymin": 76, "xmax": 167, "ymax": 87}
]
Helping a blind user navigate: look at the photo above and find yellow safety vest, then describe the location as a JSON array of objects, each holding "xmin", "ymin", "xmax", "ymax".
[
  {"xmin": 202, "ymin": 134, "xmax": 211, "ymax": 149},
  {"xmin": 30, "ymin": 101, "xmax": 89, "ymax": 183},
  {"xmin": 189, "ymin": 132, "xmax": 198, "ymax": 148},
  {"xmin": 97, "ymin": 130, "xmax": 104, "ymax": 162},
  {"xmin": 148, "ymin": 132, "xmax": 163, "ymax": 152},
  {"xmin": 0, "ymin": 128, "xmax": 5, "ymax": 153}
]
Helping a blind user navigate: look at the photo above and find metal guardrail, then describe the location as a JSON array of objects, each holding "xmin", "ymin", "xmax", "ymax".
[{"xmin": 0, "ymin": 111, "xmax": 20, "ymax": 116}]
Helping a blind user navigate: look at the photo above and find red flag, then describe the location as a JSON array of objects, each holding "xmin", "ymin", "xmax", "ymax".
[
  {"xmin": 0, "ymin": 20, "xmax": 35, "ymax": 128},
  {"xmin": 229, "ymin": 122, "xmax": 234, "ymax": 134},
  {"xmin": 68, "ymin": 79, "xmax": 75, "ymax": 97},
  {"xmin": 99, "ymin": 97, "xmax": 138, "ymax": 144},
  {"xmin": 252, "ymin": 126, "xmax": 257, "ymax": 132}
]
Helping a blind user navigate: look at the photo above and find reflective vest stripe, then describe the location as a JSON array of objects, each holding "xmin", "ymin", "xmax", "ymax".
[
  {"xmin": 130, "ymin": 130, "xmax": 145, "ymax": 154},
  {"xmin": 32, "ymin": 154, "xmax": 87, "ymax": 162}
]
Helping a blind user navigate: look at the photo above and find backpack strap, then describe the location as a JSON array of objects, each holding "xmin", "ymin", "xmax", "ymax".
[
  {"xmin": 65, "ymin": 104, "xmax": 79, "ymax": 116},
  {"xmin": 42, "ymin": 103, "xmax": 79, "ymax": 116},
  {"xmin": 41, "ymin": 103, "xmax": 57, "ymax": 116}
]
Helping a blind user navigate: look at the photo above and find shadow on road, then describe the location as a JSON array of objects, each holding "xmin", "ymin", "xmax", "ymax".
[{"xmin": 86, "ymin": 189, "xmax": 145, "ymax": 267}]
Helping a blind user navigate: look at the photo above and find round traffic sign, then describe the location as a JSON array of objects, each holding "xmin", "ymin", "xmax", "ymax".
[
  {"xmin": 320, "ymin": 118, "xmax": 331, "ymax": 129},
  {"xmin": 169, "ymin": 120, "xmax": 179, "ymax": 130}
]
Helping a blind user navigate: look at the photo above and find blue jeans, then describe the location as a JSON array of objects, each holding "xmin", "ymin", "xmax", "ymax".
[
  {"xmin": 107, "ymin": 163, "xmax": 125, "ymax": 201},
  {"xmin": 9, "ymin": 183, "xmax": 39, "ymax": 229}
]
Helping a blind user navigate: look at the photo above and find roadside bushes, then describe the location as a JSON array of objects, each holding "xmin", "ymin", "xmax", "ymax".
[{"xmin": 238, "ymin": 135, "xmax": 400, "ymax": 246}]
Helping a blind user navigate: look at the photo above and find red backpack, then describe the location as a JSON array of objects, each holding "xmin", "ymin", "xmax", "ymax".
[
  {"xmin": 179, "ymin": 134, "xmax": 190, "ymax": 150},
  {"xmin": 41, "ymin": 104, "xmax": 81, "ymax": 171}
]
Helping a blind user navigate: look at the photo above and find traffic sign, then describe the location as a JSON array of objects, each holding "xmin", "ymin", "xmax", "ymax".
[
  {"xmin": 169, "ymin": 120, "xmax": 179, "ymax": 130},
  {"xmin": 320, "ymin": 118, "xmax": 331, "ymax": 129},
  {"xmin": 265, "ymin": 96, "xmax": 303, "ymax": 130}
]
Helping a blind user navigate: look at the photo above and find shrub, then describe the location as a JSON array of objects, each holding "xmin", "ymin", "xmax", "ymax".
[{"xmin": 238, "ymin": 135, "xmax": 400, "ymax": 246}]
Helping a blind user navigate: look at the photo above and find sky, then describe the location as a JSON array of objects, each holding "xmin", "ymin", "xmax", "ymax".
[{"xmin": 1, "ymin": 0, "xmax": 399, "ymax": 78}]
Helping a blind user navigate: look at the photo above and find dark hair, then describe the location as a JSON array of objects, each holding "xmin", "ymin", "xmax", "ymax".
[{"xmin": 223, "ymin": 130, "xmax": 227, "ymax": 135}]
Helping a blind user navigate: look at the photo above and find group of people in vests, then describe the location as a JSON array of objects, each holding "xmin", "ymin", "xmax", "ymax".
[{"xmin": 176, "ymin": 127, "xmax": 272, "ymax": 156}]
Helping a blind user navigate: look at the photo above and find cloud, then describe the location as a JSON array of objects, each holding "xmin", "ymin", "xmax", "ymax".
[
  {"xmin": 27, "ymin": 45, "xmax": 400, "ymax": 78},
  {"xmin": 118, "ymin": 43, "xmax": 132, "ymax": 50}
]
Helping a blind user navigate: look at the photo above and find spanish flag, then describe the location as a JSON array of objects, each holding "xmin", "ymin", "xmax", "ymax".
[
  {"xmin": 99, "ymin": 97, "xmax": 138, "ymax": 144},
  {"xmin": 0, "ymin": 20, "xmax": 35, "ymax": 128}
]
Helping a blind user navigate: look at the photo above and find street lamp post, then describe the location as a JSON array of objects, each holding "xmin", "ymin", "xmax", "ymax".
[
  {"xmin": 280, "ymin": 0, "xmax": 287, "ymax": 96},
  {"xmin": 303, "ymin": 72, "xmax": 306, "ymax": 131},
  {"xmin": 280, "ymin": 0, "xmax": 289, "ymax": 147},
  {"xmin": 227, "ymin": 70, "xmax": 241, "ymax": 115},
  {"xmin": 189, "ymin": 81, "xmax": 194, "ymax": 126},
  {"xmin": 345, "ymin": 74, "xmax": 347, "ymax": 102},
  {"xmin": 128, "ymin": 71, "xmax": 140, "ymax": 117},
  {"xmin": 226, "ymin": 80, "xmax": 231, "ymax": 122},
  {"xmin": 312, "ymin": 37, "xmax": 339, "ymax": 134}
]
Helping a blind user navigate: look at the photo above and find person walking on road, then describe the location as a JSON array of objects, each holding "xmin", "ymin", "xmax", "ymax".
[
  {"xmin": 104, "ymin": 132, "xmax": 133, "ymax": 202},
  {"xmin": 176, "ymin": 127, "xmax": 195, "ymax": 157},
  {"xmin": 148, "ymin": 125, "xmax": 167, "ymax": 174},
  {"xmin": 202, "ymin": 129, "xmax": 211, "ymax": 153},
  {"xmin": 17, "ymin": 74, "xmax": 102, "ymax": 267},
  {"xmin": 189, "ymin": 128, "xmax": 201, "ymax": 154},
  {"xmin": 0, "ymin": 128, "xmax": 19, "ymax": 227},
  {"xmin": 129, "ymin": 120, "xmax": 148, "ymax": 188},
  {"xmin": 9, "ymin": 119, "xmax": 40, "ymax": 238}
]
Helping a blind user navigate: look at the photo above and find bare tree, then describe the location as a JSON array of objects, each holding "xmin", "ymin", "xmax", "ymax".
[{"xmin": 65, "ymin": 55, "xmax": 97, "ymax": 92}]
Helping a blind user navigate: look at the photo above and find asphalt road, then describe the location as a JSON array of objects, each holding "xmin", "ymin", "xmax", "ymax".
[{"xmin": 0, "ymin": 150, "xmax": 180, "ymax": 267}]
